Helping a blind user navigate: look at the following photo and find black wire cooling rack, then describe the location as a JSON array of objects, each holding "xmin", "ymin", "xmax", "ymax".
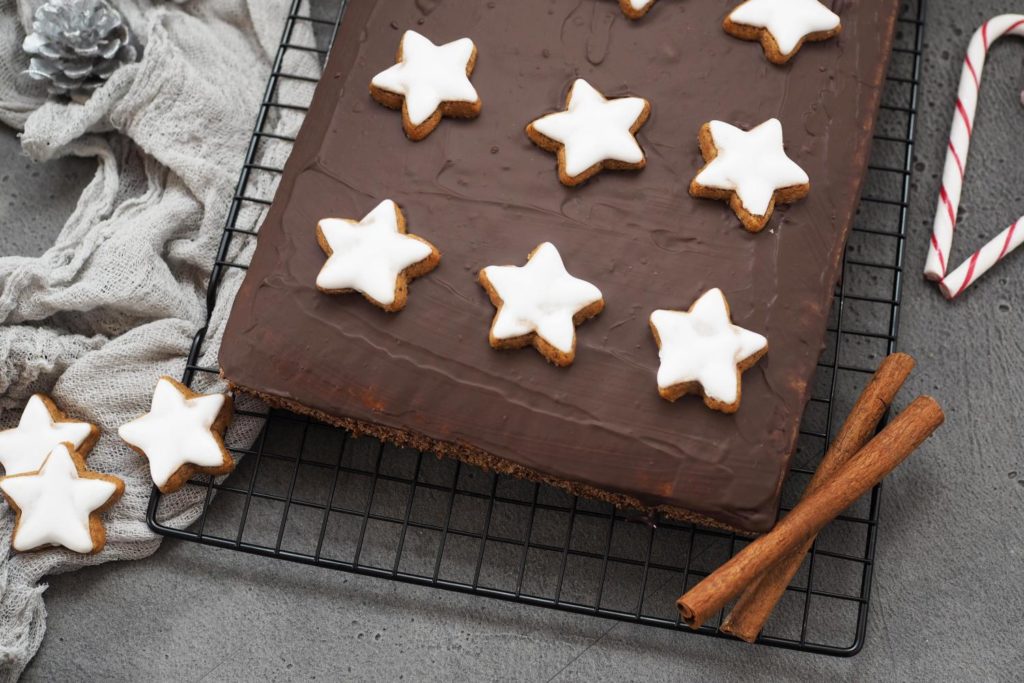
[{"xmin": 149, "ymin": 0, "xmax": 926, "ymax": 657}]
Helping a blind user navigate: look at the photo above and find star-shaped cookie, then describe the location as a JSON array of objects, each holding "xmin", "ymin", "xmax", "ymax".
[
  {"xmin": 690, "ymin": 118, "xmax": 809, "ymax": 232},
  {"xmin": 724, "ymin": 0, "xmax": 842, "ymax": 65},
  {"xmin": 118, "ymin": 377, "xmax": 234, "ymax": 494},
  {"xmin": 0, "ymin": 394, "xmax": 99, "ymax": 476},
  {"xmin": 619, "ymin": 0, "xmax": 659, "ymax": 19},
  {"xmin": 315, "ymin": 199, "xmax": 441, "ymax": 312},
  {"xmin": 649, "ymin": 288, "xmax": 768, "ymax": 413},
  {"xmin": 479, "ymin": 242, "xmax": 604, "ymax": 367},
  {"xmin": 0, "ymin": 443, "xmax": 124, "ymax": 554},
  {"xmin": 370, "ymin": 30, "xmax": 481, "ymax": 141},
  {"xmin": 527, "ymin": 79, "xmax": 651, "ymax": 187}
]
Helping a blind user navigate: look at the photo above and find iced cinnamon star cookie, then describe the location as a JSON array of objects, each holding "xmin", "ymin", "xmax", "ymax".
[
  {"xmin": 315, "ymin": 199, "xmax": 441, "ymax": 312},
  {"xmin": 690, "ymin": 118, "xmax": 809, "ymax": 232},
  {"xmin": 0, "ymin": 443, "xmax": 124, "ymax": 554},
  {"xmin": 650, "ymin": 288, "xmax": 767, "ymax": 414},
  {"xmin": 479, "ymin": 242, "xmax": 604, "ymax": 367},
  {"xmin": 370, "ymin": 30, "xmax": 481, "ymax": 141},
  {"xmin": 0, "ymin": 394, "xmax": 99, "ymax": 476},
  {"xmin": 118, "ymin": 377, "xmax": 234, "ymax": 494},
  {"xmin": 619, "ymin": 0, "xmax": 659, "ymax": 19},
  {"xmin": 527, "ymin": 79, "xmax": 651, "ymax": 187},
  {"xmin": 725, "ymin": 0, "xmax": 841, "ymax": 65}
]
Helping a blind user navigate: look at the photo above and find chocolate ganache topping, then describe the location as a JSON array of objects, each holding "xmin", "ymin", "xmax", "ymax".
[{"xmin": 220, "ymin": 0, "xmax": 902, "ymax": 533}]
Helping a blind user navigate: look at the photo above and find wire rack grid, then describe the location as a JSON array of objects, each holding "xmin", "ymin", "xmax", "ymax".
[{"xmin": 149, "ymin": 0, "xmax": 926, "ymax": 657}]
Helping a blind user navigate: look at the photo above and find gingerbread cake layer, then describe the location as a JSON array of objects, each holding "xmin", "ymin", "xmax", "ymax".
[{"xmin": 221, "ymin": 0, "xmax": 901, "ymax": 533}]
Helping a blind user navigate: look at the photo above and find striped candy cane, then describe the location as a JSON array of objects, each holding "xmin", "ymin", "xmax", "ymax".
[
  {"xmin": 939, "ymin": 217, "xmax": 1024, "ymax": 299},
  {"xmin": 923, "ymin": 14, "xmax": 1024, "ymax": 299}
]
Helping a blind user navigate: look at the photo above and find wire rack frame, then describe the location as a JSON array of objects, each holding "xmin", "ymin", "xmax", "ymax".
[{"xmin": 149, "ymin": 0, "xmax": 926, "ymax": 657}]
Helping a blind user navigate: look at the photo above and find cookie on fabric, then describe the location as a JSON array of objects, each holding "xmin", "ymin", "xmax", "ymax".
[
  {"xmin": 118, "ymin": 377, "xmax": 234, "ymax": 494},
  {"xmin": 619, "ymin": 0, "xmax": 659, "ymax": 19},
  {"xmin": 315, "ymin": 199, "xmax": 441, "ymax": 313},
  {"xmin": 724, "ymin": 0, "xmax": 841, "ymax": 65},
  {"xmin": 689, "ymin": 118, "xmax": 809, "ymax": 232},
  {"xmin": 649, "ymin": 288, "xmax": 767, "ymax": 414},
  {"xmin": 0, "ymin": 443, "xmax": 124, "ymax": 554},
  {"xmin": 526, "ymin": 78, "xmax": 651, "ymax": 187},
  {"xmin": 0, "ymin": 394, "xmax": 99, "ymax": 476},
  {"xmin": 478, "ymin": 242, "xmax": 604, "ymax": 367},
  {"xmin": 370, "ymin": 30, "xmax": 481, "ymax": 141}
]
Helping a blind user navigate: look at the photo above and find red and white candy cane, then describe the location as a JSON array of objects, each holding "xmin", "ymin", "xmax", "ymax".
[
  {"xmin": 939, "ymin": 217, "xmax": 1024, "ymax": 299},
  {"xmin": 923, "ymin": 14, "xmax": 1024, "ymax": 299}
]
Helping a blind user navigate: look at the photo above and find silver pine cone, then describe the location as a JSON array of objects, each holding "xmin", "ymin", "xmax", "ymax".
[{"xmin": 22, "ymin": 0, "xmax": 138, "ymax": 101}]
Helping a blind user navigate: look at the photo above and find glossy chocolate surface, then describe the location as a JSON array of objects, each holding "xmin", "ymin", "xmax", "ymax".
[{"xmin": 221, "ymin": 0, "xmax": 900, "ymax": 532}]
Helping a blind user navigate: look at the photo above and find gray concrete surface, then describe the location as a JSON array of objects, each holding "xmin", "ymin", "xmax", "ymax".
[
  {"xmin": 3, "ymin": 0, "xmax": 1024, "ymax": 680},
  {"xmin": 0, "ymin": 131, "xmax": 94, "ymax": 258}
]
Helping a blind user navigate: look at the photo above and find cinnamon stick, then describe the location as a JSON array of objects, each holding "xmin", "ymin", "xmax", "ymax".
[
  {"xmin": 677, "ymin": 395, "xmax": 944, "ymax": 629},
  {"xmin": 720, "ymin": 353, "xmax": 916, "ymax": 642}
]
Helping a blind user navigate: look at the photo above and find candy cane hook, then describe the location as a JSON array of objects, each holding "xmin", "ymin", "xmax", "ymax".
[{"xmin": 923, "ymin": 14, "xmax": 1024, "ymax": 299}]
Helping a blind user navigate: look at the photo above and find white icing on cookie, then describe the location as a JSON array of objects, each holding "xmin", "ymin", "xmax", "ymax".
[
  {"xmin": 694, "ymin": 119, "xmax": 808, "ymax": 217},
  {"xmin": 315, "ymin": 199, "xmax": 435, "ymax": 307},
  {"xmin": 0, "ymin": 444, "xmax": 119, "ymax": 553},
  {"xmin": 371, "ymin": 30, "xmax": 479, "ymax": 126},
  {"xmin": 728, "ymin": 0, "xmax": 841, "ymax": 56},
  {"xmin": 626, "ymin": 0, "xmax": 656, "ymax": 11},
  {"xmin": 530, "ymin": 79, "xmax": 649, "ymax": 178},
  {"xmin": 0, "ymin": 395, "xmax": 94, "ymax": 476},
  {"xmin": 650, "ymin": 289, "xmax": 767, "ymax": 407},
  {"xmin": 118, "ymin": 378, "xmax": 227, "ymax": 490},
  {"xmin": 482, "ymin": 242, "xmax": 603, "ymax": 354}
]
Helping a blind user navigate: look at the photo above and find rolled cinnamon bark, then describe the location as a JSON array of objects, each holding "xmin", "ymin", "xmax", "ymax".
[
  {"xmin": 677, "ymin": 395, "xmax": 944, "ymax": 629},
  {"xmin": 720, "ymin": 353, "xmax": 916, "ymax": 642}
]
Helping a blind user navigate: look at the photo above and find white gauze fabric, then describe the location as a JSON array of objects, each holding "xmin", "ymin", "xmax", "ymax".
[{"xmin": 0, "ymin": 0, "xmax": 320, "ymax": 677}]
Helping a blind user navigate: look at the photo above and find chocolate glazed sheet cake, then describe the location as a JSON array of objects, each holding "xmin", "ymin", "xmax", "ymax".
[{"xmin": 220, "ymin": 0, "xmax": 901, "ymax": 534}]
